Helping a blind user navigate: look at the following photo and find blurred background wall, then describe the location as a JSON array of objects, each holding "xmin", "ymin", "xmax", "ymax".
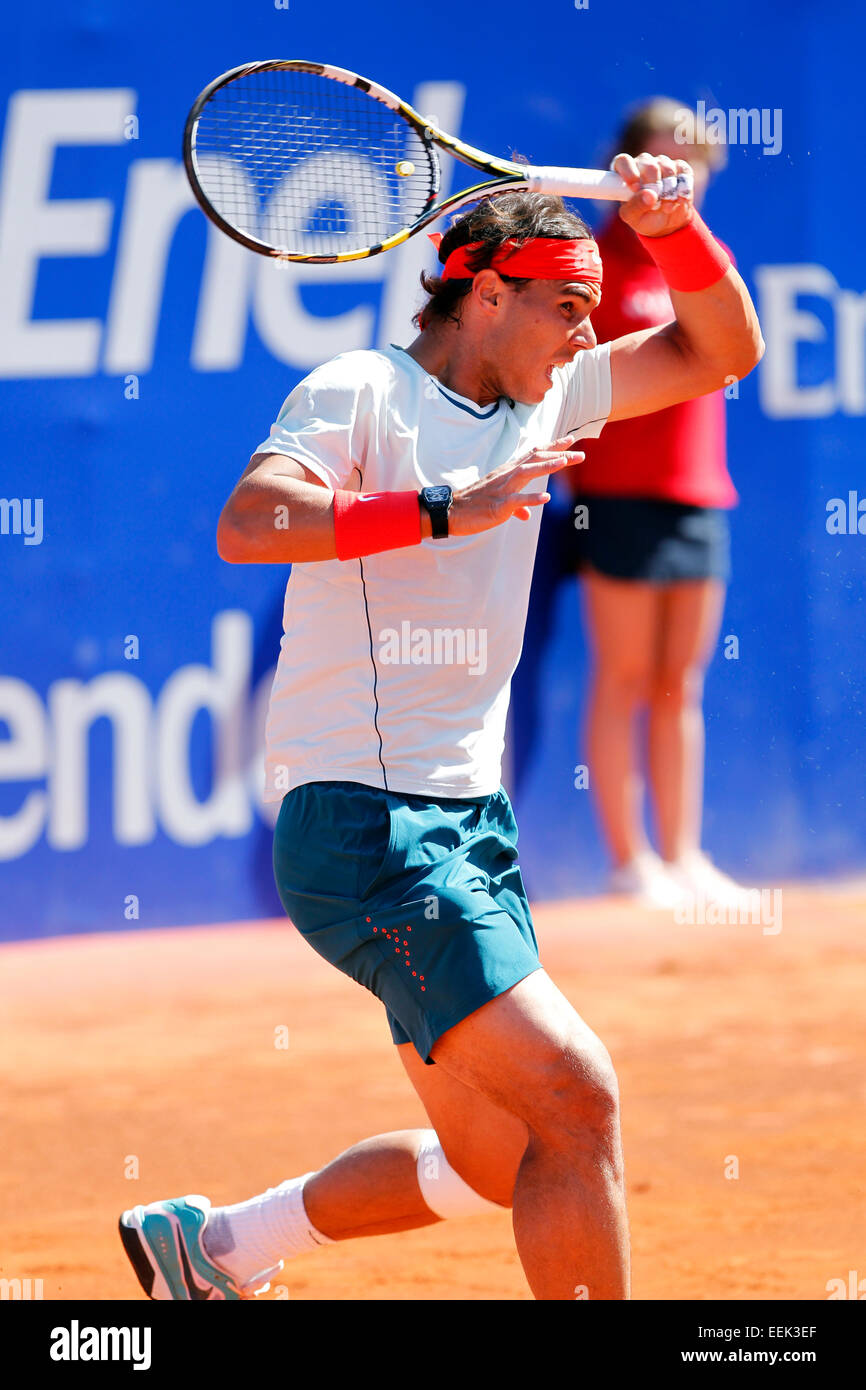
[{"xmin": 1, "ymin": 0, "xmax": 863, "ymax": 937}]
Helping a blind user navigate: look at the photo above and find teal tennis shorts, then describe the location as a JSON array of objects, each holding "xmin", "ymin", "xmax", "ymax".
[{"xmin": 272, "ymin": 780, "xmax": 542, "ymax": 1065}]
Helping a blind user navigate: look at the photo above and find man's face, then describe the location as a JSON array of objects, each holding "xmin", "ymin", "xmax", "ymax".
[{"xmin": 477, "ymin": 276, "xmax": 601, "ymax": 405}]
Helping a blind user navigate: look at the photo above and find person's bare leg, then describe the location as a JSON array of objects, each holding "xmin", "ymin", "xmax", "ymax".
[
  {"xmin": 581, "ymin": 570, "xmax": 661, "ymax": 866},
  {"xmin": 430, "ymin": 969, "xmax": 630, "ymax": 1300},
  {"xmin": 200, "ymin": 1129, "xmax": 444, "ymax": 1287},
  {"xmin": 305, "ymin": 1044, "xmax": 529, "ymax": 1235},
  {"xmin": 647, "ymin": 580, "xmax": 726, "ymax": 862},
  {"xmin": 204, "ymin": 1059, "xmax": 530, "ymax": 1287},
  {"xmin": 397, "ymin": 1042, "xmax": 528, "ymax": 1205},
  {"xmin": 301, "ymin": 1131, "xmax": 443, "ymax": 1238},
  {"xmin": 206, "ymin": 973, "xmax": 625, "ymax": 1299}
]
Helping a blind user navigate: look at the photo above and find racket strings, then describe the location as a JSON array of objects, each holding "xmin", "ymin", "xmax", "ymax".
[{"xmin": 192, "ymin": 71, "xmax": 437, "ymax": 256}]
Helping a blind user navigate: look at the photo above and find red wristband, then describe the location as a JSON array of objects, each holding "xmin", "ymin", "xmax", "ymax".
[
  {"xmin": 636, "ymin": 210, "xmax": 731, "ymax": 292},
  {"xmin": 332, "ymin": 489, "xmax": 422, "ymax": 561}
]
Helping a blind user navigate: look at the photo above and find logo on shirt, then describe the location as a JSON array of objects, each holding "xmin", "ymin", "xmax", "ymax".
[{"xmin": 378, "ymin": 622, "xmax": 488, "ymax": 677}]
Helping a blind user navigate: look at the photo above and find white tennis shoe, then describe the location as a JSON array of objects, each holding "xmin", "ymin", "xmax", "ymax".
[
  {"xmin": 119, "ymin": 1194, "xmax": 282, "ymax": 1300},
  {"xmin": 667, "ymin": 849, "xmax": 755, "ymax": 910},
  {"xmin": 608, "ymin": 851, "xmax": 688, "ymax": 909}
]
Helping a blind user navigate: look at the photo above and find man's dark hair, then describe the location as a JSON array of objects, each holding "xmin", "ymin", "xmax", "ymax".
[{"xmin": 413, "ymin": 191, "xmax": 592, "ymax": 330}]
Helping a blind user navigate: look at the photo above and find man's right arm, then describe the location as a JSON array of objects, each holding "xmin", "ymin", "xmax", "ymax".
[
  {"xmin": 216, "ymin": 451, "xmax": 411, "ymax": 564},
  {"xmin": 216, "ymin": 441, "xmax": 585, "ymax": 565}
]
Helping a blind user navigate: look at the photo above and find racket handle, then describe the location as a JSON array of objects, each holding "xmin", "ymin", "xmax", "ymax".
[{"xmin": 524, "ymin": 166, "xmax": 636, "ymax": 201}]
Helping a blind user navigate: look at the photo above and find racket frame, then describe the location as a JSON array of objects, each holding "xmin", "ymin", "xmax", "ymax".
[{"xmin": 182, "ymin": 59, "xmax": 619, "ymax": 264}]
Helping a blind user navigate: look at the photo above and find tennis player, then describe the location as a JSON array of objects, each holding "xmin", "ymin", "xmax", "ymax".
[{"xmin": 120, "ymin": 151, "xmax": 763, "ymax": 1302}]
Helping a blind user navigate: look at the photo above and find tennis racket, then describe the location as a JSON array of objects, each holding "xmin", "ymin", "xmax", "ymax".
[{"xmin": 182, "ymin": 59, "xmax": 644, "ymax": 265}]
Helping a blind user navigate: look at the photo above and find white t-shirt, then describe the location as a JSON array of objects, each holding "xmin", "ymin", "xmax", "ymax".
[{"xmin": 258, "ymin": 341, "xmax": 611, "ymax": 801}]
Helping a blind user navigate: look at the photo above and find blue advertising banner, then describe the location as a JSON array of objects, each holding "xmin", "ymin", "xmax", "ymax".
[{"xmin": 1, "ymin": 0, "xmax": 863, "ymax": 938}]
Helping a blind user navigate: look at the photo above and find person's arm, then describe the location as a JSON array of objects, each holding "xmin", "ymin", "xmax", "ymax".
[
  {"xmin": 217, "ymin": 451, "xmax": 367, "ymax": 564},
  {"xmin": 217, "ymin": 440, "xmax": 584, "ymax": 565},
  {"xmin": 605, "ymin": 153, "xmax": 764, "ymax": 423}
]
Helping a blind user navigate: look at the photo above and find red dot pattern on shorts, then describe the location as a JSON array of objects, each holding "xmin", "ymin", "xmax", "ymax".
[{"xmin": 367, "ymin": 922, "xmax": 427, "ymax": 993}]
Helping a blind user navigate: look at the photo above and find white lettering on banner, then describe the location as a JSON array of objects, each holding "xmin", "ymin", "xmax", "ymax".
[
  {"xmin": 156, "ymin": 610, "xmax": 251, "ymax": 845},
  {"xmin": 49, "ymin": 674, "xmax": 154, "ymax": 850},
  {"xmin": 0, "ymin": 679, "xmax": 48, "ymax": 860},
  {"xmin": 754, "ymin": 265, "xmax": 866, "ymax": 417},
  {"xmin": 104, "ymin": 158, "xmax": 201, "ymax": 373},
  {"xmin": 0, "ymin": 612, "xmax": 276, "ymax": 862},
  {"xmin": 254, "ymin": 256, "xmax": 382, "ymax": 369},
  {"xmin": 0, "ymin": 84, "xmax": 464, "ymax": 378},
  {"xmin": 836, "ymin": 288, "xmax": 866, "ymax": 414},
  {"xmin": 105, "ymin": 155, "xmax": 255, "ymax": 373},
  {"xmin": 0, "ymin": 89, "xmax": 134, "ymax": 376}
]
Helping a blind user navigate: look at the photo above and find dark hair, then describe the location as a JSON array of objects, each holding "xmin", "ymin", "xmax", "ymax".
[{"xmin": 414, "ymin": 191, "xmax": 592, "ymax": 330}]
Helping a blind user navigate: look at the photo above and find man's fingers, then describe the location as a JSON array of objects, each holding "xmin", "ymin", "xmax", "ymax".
[
  {"xmin": 530, "ymin": 447, "xmax": 585, "ymax": 467},
  {"xmin": 673, "ymin": 159, "xmax": 695, "ymax": 203},
  {"xmin": 490, "ymin": 435, "xmax": 579, "ymax": 479},
  {"xmin": 635, "ymin": 152, "xmax": 662, "ymax": 186},
  {"xmin": 510, "ymin": 451, "xmax": 584, "ymax": 484},
  {"xmin": 611, "ymin": 152, "xmax": 642, "ymax": 188},
  {"xmin": 549, "ymin": 435, "xmax": 581, "ymax": 450},
  {"xmin": 511, "ymin": 494, "xmax": 549, "ymax": 520},
  {"xmin": 654, "ymin": 154, "xmax": 679, "ymax": 200},
  {"xmin": 511, "ymin": 435, "xmax": 578, "ymax": 467}
]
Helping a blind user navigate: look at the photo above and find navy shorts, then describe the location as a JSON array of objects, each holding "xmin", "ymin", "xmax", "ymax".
[
  {"xmin": 272, "ymin": 781, "xmax": 542, "ymax": 1065},
  {"xmin": 570, "ymin": 495, "xmax": 731, "ymax": 583}
]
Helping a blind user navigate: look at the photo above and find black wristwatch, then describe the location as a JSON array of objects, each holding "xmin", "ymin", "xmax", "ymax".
[{"xmin": 419, "ymin": 485, "xmax": 453, "ymax": 539}]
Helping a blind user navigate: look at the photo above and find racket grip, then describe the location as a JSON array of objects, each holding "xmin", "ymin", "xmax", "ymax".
[{"xmin": 524, "ymin": 166, "xmax": 640, "ymax": 201}]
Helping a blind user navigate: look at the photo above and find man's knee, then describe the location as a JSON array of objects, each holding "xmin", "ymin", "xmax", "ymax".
[{"xmin": 526, "ymin": 1039, "xmax": 621, "ymax": 1147}]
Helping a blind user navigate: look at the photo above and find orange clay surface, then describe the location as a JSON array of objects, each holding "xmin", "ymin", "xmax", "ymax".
[{"xmin": 2, "ymin": 886, "xmax": 864, "ymax": 1301}]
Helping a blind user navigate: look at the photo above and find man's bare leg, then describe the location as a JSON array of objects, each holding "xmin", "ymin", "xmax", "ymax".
[
  {"xmin": 430, "ymin": 969, "xmax": 630, "ymax": 1301},
  {"xmin": 202, "ymin": 1116, "xmax": 517, "ymax": 1290},
  {"xmin": 203, "ymin": 973, "xmax": 628, "ymax": 1301},
  {"xmin": 302, "ymin": 1131, "xmax": 444, "ymax": 1238}
]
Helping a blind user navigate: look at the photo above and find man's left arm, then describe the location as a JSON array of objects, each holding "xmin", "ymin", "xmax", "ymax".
[{"xmin": 605, "ymin": 152, "xmax": 765, "ymax": 422}]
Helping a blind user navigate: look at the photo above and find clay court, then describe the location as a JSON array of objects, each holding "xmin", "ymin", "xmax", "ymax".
[{"xmin": 2, "ymin": 884, "xmax": 863, "ymax": 1301}]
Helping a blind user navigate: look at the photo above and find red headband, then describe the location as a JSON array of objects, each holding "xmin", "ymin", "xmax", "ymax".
[{"xmin": 429, "ymin": 233, "xmax": 603, "ymax": 286}]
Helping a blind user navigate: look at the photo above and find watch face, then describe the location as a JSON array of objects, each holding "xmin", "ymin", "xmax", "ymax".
[{"xmin": 425, "ymin": 486, "xmax": 451, "ymax": 507}]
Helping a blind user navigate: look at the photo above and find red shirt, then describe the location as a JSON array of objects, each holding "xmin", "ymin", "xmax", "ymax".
[{"xmin": 572, "ymin": 215, "xmax": 737, "ymax": 508}]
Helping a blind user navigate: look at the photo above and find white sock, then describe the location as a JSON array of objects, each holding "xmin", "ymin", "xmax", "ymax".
[{"xmin": 203, "ymin": 1173, "xmax": 333, "ymax": 1288}]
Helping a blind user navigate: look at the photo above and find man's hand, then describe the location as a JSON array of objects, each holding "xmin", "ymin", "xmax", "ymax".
[
  {"xmin": 449, "ymin": 437, "xmax": 583, "ymax": 537},
  {"xmin": 217, "ymin": 438, "xmax": 584, "ymax": 563},
  {"xmin": 613, "ymin": 152, "xmax": 695, "ymax": 239},
  {"xmin": 603, "ymin": 152, "xmax": 764, "ymax": 423}
]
